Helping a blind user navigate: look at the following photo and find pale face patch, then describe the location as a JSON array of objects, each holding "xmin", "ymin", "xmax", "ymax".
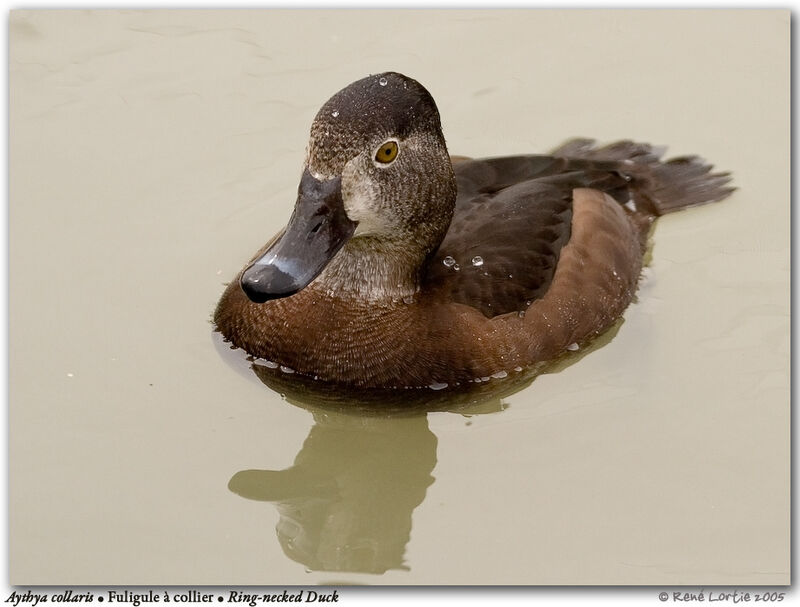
[
  {"xmin": 308, "ymin": 132, "xmax": 430, "ymax": 238},
  {"xmin": 341, "ymin": 155, "xmax": 385, "ymax": 236}
]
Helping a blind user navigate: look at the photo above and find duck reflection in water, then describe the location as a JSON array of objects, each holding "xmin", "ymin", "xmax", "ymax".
[
  {"xmin": 226, "ymin": 360, "xmax": 514, "ymax": 575},
  {"xmin": 220, "ymin": 317, "xmax": 621, "ymax": 574},
  {"xmin": 229, "ymin": 412, "xmax": 433, "ymax": 574}
]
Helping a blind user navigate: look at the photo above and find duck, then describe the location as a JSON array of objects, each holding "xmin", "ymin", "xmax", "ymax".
[{"xmin": 214, "ymin": 72, "xmax": 733, "ymax": 390}]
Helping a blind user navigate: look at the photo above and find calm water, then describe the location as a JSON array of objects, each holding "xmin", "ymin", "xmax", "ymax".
[{"xmin": 9, "ymin": 10, "xmax": 789, "ymax": 585}]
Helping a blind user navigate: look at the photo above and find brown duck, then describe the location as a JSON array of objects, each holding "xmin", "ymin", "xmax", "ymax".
[{"xmin": 214, "ymin": 72, "xmax": 733, "ymax": 390}]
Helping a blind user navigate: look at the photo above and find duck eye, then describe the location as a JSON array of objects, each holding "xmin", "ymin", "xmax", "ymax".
[{"xmin": 375, "ymin": 140, "xmax": 399, "ymax": 164}]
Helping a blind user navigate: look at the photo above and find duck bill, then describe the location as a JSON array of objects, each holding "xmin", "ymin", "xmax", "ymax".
[{"xmin": 240, "ymin": 170, "xmax": 356, "ymax": 303}]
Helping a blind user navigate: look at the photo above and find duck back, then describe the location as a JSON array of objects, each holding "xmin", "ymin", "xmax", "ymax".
[{"xmin": 424, "ymin": 139, "xmax": 733, "ymax": 321}]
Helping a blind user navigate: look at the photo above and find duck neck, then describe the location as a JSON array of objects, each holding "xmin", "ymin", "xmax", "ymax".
[{"xmin": 312, "ymin": 236, "xmax": 429, "ymax": 302}]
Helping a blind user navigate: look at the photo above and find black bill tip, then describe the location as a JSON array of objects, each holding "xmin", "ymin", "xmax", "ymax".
[{"xmin": 240, "ymin": 263, "xmax": 304, "ymax": 303}]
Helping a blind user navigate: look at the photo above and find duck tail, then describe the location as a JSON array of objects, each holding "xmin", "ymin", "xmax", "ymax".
[
  {"xmin": 646, "ymin": 155, "xmax": 736, "ymax": 216},
  {"xmin": 552, "ymin": 138, "xmax": 736, "ymax": 216}
]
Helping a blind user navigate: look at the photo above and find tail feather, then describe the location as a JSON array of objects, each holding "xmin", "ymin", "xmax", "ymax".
[
  {"xmin": 650, "ymin": 157, "xmax": 735, "ymax": 214},
  {"xmin": 551, "ymin": 138, "xmax": 735, "ymax": 216}
]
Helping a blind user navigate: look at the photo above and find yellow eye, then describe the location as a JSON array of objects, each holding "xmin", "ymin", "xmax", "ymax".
[{"xmin": 375, "ymin": 140, "xmax": 399, "ymax": 164}]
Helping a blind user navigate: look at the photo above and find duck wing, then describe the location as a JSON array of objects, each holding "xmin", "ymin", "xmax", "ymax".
[
  {"xmin": 424, "ymin": 156, "xmax": 629, "ymax": 318},
  {"xmin": 423, "ymin": 171, "xmax": 573, "ymax": 319}
]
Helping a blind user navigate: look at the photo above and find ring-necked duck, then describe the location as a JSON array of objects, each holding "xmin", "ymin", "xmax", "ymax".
[{"xmin": 214, "ymin": 72, "xmax": 733, "ymax": 390}]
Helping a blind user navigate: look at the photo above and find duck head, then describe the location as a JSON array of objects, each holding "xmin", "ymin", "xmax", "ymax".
[{"xmin": 240, "ymin": 72, "xmax": 456, "ymax": 303}]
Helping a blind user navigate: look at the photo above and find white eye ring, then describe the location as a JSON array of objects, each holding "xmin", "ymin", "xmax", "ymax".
[{"xmin": 373, "ymin": 139, "xmax": 400, "ymax": 167}]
